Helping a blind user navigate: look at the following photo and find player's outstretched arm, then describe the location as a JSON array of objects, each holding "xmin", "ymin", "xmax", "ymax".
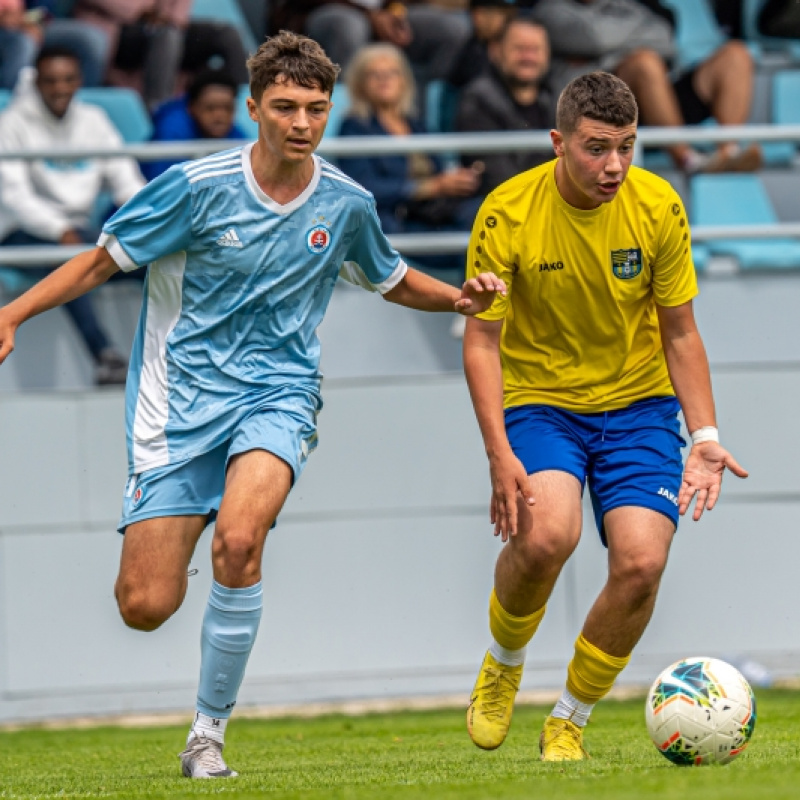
[
  {"xmin": 0, "ymin": 246, "xmax": 119, "ymax": 367},
  {"xmin": 657, "ymin": 301, "xmax": 748, "ymax": 521},
  {"xmin": 463, "ymin": 317, "xmax": 535, "ymax": 540},
  {"xmin": 382, "ymin": 266, "xmax": 506, "ymax": 313}
]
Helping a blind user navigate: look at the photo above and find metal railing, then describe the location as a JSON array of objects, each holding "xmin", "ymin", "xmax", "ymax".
[{"xmin": 2, "ymin": 125, "xmax": 800, "ymax": 266}]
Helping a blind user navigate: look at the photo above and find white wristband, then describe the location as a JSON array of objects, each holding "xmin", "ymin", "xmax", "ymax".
[{"xmin": 691, "ymin": 426, "xmax": 719, "ymax": 445}]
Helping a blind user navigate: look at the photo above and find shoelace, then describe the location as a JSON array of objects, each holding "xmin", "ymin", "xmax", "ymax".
[
  {"xmin": 184, "ymin": 736, "xmax": 228, "ymax": 774},
  {"xmin": 545, "ymin": 721, "xmax": 588, "ymax": 758},
  {"xmin": 475, "ymin": 665, "xmax": 520, "ymax": 721}
]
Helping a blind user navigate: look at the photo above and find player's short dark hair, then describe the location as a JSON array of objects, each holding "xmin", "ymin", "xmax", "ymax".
[
  {"xmin": 35, "ymin": 44, "xmax": 81, "ymax": 71},
  {"xmin": 187, "ymin": 68, "xmax": 239, "ymax": 105},
  {"xmin": 556, "ymin": 71, "xmax": 638, "ymax": 135},
  {"xmin": 246, "ymin": 30, "xmax": 339, "ymax": 102}
]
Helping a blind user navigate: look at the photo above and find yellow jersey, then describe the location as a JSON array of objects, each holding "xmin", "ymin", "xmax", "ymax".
[{"xmin": 467, "ymin": 160, "xmax": 698, "ymax": 413}]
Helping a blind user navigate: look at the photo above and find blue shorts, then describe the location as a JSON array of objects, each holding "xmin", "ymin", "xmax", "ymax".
[
  {"xmin": 119, "ymin": 394, "xmax": 319, "ymax": 533},
  {"xmin": 504, "ymin": 397, "xmax": 686, "ymax": 545}
]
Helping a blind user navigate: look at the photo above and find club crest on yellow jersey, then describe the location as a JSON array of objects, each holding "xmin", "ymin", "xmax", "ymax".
[{"xmin": 611, "ymin": 248, "xmax": 643, "ymax": 280}]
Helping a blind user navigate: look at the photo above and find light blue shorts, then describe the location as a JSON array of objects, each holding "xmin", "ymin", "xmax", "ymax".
[{"xmin": 118, "ymin": 395, "xmax": 319, "ymax": 533}]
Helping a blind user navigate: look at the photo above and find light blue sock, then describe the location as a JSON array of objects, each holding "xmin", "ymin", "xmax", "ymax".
[{"xmin": 196, "ymin": 580, "xmax": 263, "ymax": 720}]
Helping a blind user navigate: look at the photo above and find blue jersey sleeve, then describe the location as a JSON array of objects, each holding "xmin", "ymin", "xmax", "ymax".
[
  {"xmin": 98, "ymin": 165, "xmax": 194, "ymax": 271},
  {"xmin": 339, "ymin": 199, "xmax": 407, "ymax": 294}
]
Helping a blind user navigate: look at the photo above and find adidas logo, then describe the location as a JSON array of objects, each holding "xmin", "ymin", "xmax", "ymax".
[{"xmin": 216, "ymin": 228, "xmax": 243, "ymax": 248}]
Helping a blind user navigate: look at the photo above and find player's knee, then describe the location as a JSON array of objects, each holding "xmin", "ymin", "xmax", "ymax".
[
  {"xmin": 212, "ymin": 527, "xmax": 260, "ymax": 575},
  {"xmin": 509, "ymin": 523, "xmax": 578, "ymax": 579},
  {"xmin": 613, "ymin": 553, "xmax": 666, "ymax": 604},
  {"xmin": 115, "ymin": 582, "xmax": 174, "ymax": 631}
]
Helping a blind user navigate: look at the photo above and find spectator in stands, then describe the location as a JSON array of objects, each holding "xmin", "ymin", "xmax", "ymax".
[
  {"xmin": 271, "ymin": 1, "xmax": 471, "ymax": 91},
  {"xmin": 338, "ymin": 43, "xmax": 482, "ymax": 272},
  {"xmin": 0, "ymin": 0, "xmax": 38, "ymax": 90},
  {"xmin": 455, "ymin": 16, "xmax": 554, "ymax": 197},
  {"xmin": 143, "ymin": 68, "xmax": 248, "ymax": 181},
  {"xmin": 531, "ymin": 0, "xmax": 762, "ymax": 173},
  {"xmin": 448, "ymin": 0, "xmax": 519, "ymax": 90},
  {"xmin": 73, "ymin": 0, "xmax": 250, "ymax": 112},
  {"xmin": 758, "ymin": 0, "xmax": 800, "ymax": 38},
  {"xmin": 0, "ymin": 45, "xmax": 146, "ymax": 385}
]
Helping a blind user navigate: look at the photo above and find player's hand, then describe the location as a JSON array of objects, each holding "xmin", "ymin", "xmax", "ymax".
[
  {"xmin": 0, "ymin": 309, "xmax": 17, "ymax": 366},
  {"xmin": 679, "ymin": 441, "xmax": 748, "ymax": 521},
  {"xmin": 489, "ymin": 450, "xmax": 535, "ymax": 541},
  {"xmin": 455, "ymin": 272, "xmax": 507, "ymax": 315}
]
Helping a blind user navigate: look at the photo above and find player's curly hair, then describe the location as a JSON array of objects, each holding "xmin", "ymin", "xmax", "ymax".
[
  {"xmin": 556, "ymin": 72, "xmax": 638, "ymax": 135},
  {"xmin": 246, "ymin": 30, "xmax": 340, "ymax": 102}
]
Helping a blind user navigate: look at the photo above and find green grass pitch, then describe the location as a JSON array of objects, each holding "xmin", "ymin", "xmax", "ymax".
[{"xmin": 1, "ymin": 690, "xmax": 799, "ymax": 799}]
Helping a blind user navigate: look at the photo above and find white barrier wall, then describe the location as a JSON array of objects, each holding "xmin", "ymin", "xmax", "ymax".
[{"xmin": 1, "ymin": 274, "xmax": 799, "ymax": 724}]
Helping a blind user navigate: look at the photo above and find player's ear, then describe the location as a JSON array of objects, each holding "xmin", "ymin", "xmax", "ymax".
[
  {"xmin": 551, "ymin": 129, "xmax": 564, "ymax": 158},
  {"xmin": 246, "ymin": 96, "xmax": 259, "ymax": 122}
]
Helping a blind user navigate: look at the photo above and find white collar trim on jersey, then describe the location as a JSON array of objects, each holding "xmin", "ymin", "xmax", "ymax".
[{"xmin": 241, "ymin": 143, "xmax": 321, "ymax": 215}]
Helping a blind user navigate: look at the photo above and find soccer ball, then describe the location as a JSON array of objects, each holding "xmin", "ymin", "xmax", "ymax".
[{"xmin": 645, "ymin": 657, "xmax": 757, "ymax": 765}]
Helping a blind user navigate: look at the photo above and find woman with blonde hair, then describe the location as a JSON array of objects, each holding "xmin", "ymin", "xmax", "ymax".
[{"xmin": 339, "ymin": 43, "xmax": 482, "ymax": 270}]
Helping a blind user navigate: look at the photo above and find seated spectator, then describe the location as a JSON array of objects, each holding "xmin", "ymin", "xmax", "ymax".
[
  {"xmin": 143, "ymin": 68, "xmax": 248, "ymax": 181},
  {"xmin": 455, "ymin": 16, "xmax": 554, "ymax": 197},
  {"xmin": 338, "ymin": 43, "xmax": 481, "ymax": 272},
  {"xmin": 448, "ymin": 0, "xmax": 519, "ymax": 90},
  {"xmin": 1, "ymin": 0, "xmax": 38, "ymax": 90},
  {"xmin": 272, "ymin": 1, "xmax": 470, "ymax": 94},
  {"xmin": 73, "ymin": 0, "xmax": 250, "ymax": 112},
  {"xmin": 531, "ymin": 0, "xmax": 762, "ymax": 173},
  {"xmin": 0, "ymin": 45, "xmax": 146, "ymax": 385}
]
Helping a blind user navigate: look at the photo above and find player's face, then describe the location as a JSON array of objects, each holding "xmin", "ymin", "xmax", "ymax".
[
  {"xmin": 36, "ymin": 56, "xmax": 82, "ymax": 119},
  {"xmin": 189, "ymin": 84, "xmax": 237, "ymax": 139},
  {"xmin": 551, "ymin": 117, "xmax": 637, "ymax": 209},
  {"xmin": 248, "ymin": 79, "xmax": 331, "ymax": 164}
]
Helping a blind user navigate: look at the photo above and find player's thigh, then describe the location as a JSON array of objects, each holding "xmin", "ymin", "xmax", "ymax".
[
  {"xmin": 505, "ymin": 404, "xmax": 587, "ymax": 560},
  {"xmin": 512, "ymin": 469, "xmax": 584, "ymax": 565},
  {"xmin": 118, "ymin": 514, "xmax": 208, "ymax": 590},
  {"xmin": 217, "ymin": 394, "xmax": 319, "ymax": 538}
]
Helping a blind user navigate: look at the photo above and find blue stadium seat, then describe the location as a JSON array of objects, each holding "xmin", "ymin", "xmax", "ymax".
[
  {"xmin": 191, "ymin": 0, "xmax": 258, "ymax": 55},
  {"xmin": 690, "ymin": 173, "xmax": 800, "ymax": 269},
  {"xmin": 690, "ymin": 242, "xmax": 710, "ymax": 273},
  {"xmin": 425, "ymin": 80, "xmax": 459, "ymax": 134},
  {"xmin": 0, "ymin": 89, "xmax": 9, "ymax": 113},
  {"xmin": 659, "ymin": 0, "xmax": 727, "ymax": 72},
  {"xmin": 76, "ymin": 87, "xmax": 152, "ymax": 143},
  {"xmin": 743, "ymin": 0, "xmax": 800, "ymax": 59}
]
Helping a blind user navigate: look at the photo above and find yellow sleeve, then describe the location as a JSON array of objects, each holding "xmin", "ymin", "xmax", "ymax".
[
  {"xmin": 466, "ymin": 194, "xmax": 515, "ymax": 321},
  {"xmin": 652, "ymin": 191, "xmax": 699, "ymax": 307}
]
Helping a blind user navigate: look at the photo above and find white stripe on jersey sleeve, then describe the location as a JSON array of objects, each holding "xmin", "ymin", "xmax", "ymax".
[
  {"xmin": 321, "ymin": 170, "xmax": 371, "ymax": 196},
  {"xmin": 98, "ymin": 232, "xmax": 140, "ymax": 272},
  {"xmin": 339, "ymin": 258, "xmax": 407, "ymax": 294},
  {"xmin": 187, "ymin": 166, "xmax": 243, "ymax": 184}
]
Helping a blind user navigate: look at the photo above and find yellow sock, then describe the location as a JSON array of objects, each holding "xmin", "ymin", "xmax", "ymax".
[
  {"xmin": 566, "ymin": 633, "xmax": 631, "ymax": 704},
  {"xmin": 488, "ymin": 588, "xmax": 546, "ymax": 651}
]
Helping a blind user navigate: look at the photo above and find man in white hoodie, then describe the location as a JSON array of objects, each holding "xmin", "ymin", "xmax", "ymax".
[{"xmin": 0, "ymin": 45, "xmax": 146, "ymax": 384}]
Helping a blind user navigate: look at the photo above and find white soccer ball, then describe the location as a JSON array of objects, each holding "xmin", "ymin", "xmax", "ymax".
[{"xmin": 645, "ymin": 657, "xmax": 757, "ymax": 765}]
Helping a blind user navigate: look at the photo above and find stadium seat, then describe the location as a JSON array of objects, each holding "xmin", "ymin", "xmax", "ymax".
[
  {"xmin": 190, "ymin": 0, "xmax": 259, "ymax": 56},
  {"xmin": 690, "ymin": 242, "xmax": 710, "ymax": 273},
  {"xmin": 659, "ymin": 0, "xmax": 727, "ymax": 72},
  {"xmin": 425, "ymin": 80, "xmax": 459, "ymax": 134},
  {"xmin": 0, "ymin": 89, "xmax": 9, "ymax": 114},
  {"xmin": 76, "ymin": 87, "xmax": 152, "ymax": 143},
  {"xmin": 690, "ymin": 173, "xmax": 800, "ymax": 269},
  {"xmin": 743, "ymin": 0, "xmax": 800, "ymax": 59}
]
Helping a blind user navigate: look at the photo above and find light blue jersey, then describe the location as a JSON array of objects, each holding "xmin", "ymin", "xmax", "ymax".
[{"xmin": 99, "ymin": 145, "xmax": 406, "ymax": 474}]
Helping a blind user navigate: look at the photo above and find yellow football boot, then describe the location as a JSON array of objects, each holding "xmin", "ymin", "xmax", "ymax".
[
  {"xmin": 539, "ymin": 715, "xmax": 589, "ymax": 761},
  {"xmin": 466, "ymin": 651, "xmax": 523, "ymax": 750}
]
